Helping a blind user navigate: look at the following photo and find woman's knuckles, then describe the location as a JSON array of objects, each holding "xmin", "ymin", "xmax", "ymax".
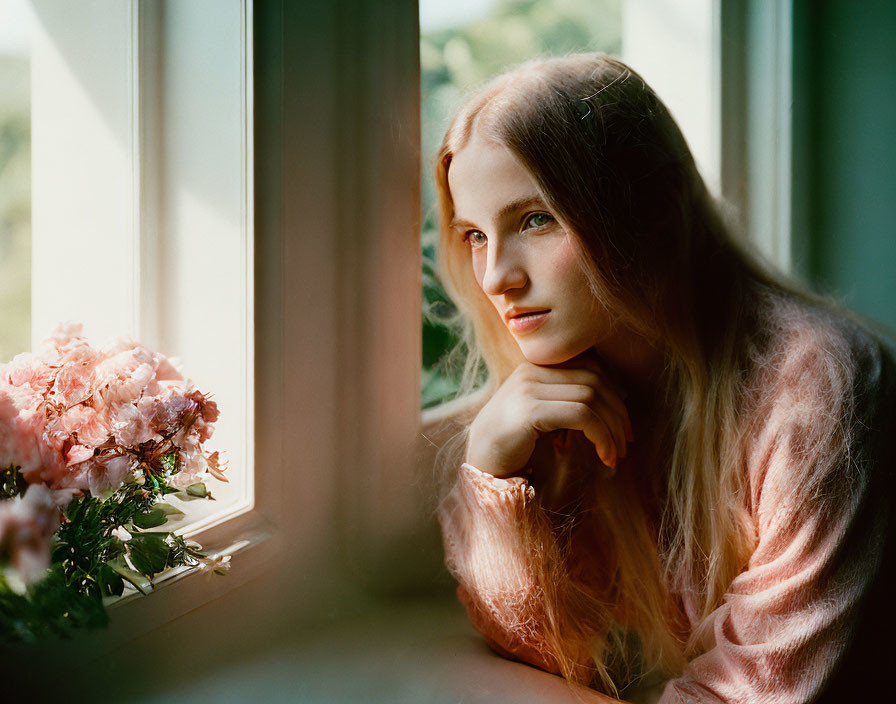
[{"xmin": 469, "ymin": 360, "xmax": 632, "ymax": 476}]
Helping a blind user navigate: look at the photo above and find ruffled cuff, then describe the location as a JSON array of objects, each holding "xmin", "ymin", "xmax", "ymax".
[{"xmin": 457, "ymin": 462, "xmax": 535, "ymax": 507}]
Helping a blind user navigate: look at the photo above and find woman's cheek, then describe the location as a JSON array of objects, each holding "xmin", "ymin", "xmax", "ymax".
[
  {"xmin": 471, "ymin": 251, "xmax": 487, "ymax": 291},
  {"xmin": 549, "ymin": 238, "xmax": 586, "ymax": 286}
]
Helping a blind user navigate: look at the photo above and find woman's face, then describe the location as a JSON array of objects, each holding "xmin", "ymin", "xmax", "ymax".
[{"xmin": 447, "ymin": 134, "xmax": 615, "ymax": 366}]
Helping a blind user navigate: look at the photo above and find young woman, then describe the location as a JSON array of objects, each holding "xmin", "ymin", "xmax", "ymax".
[{"xmin": 434, "ymin": 54, "xmax": 896, "ymax": 703}]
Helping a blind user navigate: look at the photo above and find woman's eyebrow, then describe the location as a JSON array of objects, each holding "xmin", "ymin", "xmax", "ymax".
[{"xmin": 449, "ymin": 196, "xmax": 547, "ymax": 230}]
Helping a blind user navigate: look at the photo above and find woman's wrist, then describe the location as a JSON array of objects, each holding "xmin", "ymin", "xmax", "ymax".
[{"xmin": 463, "ymin": 451, "xmax": 532, "ymax": 480}]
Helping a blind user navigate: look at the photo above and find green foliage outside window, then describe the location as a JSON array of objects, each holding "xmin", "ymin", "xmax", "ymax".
[{"xmin": 420, "ymin": 0, "xmax": 622, "ymax": 409}]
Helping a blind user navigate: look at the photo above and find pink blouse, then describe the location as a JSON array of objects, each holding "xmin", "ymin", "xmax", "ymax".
[{"xmin": 438, "ymin": 305, "xmax": 896, "ymax": 702}]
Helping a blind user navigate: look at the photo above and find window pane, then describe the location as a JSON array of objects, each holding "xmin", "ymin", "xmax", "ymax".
[
  {"xmin": 23, "ymin": 0, "xmax": 252, "ymax": 542},
  {"xmin": 420, "ymin": 0, "xmax": 622, "ymax": 409},
  {"xmin": 0, "ymin": 0, "xmax": 34, "ymax": 362}
]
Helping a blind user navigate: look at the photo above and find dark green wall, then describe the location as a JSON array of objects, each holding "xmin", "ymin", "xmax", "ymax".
[{"xmin": 795, "ymin": 0, "xmax": 896, "ymax": 330}]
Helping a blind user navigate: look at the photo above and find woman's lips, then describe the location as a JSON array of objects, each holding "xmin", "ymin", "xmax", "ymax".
[{"xmin": 507, "ymin": 310, "xmax": 551, "ymax": 334}]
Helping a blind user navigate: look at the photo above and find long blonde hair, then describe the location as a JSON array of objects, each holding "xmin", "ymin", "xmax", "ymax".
[{"xmin": 433, "ymin": 53, "xmax": 860, "ymax": 695}]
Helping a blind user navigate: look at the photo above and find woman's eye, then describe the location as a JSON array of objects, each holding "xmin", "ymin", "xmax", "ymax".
[
  {"xmin": 524, "ymin": 212, "xmax": 553, "ymax": 230},
  {"xmin": 464, "ymin": 230, "xmax": 487, "ymax": 247}
]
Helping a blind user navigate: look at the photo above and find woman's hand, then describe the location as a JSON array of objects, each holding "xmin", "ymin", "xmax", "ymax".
[{"xmin": 465, "ymin": 355, "xmax": 634, "ymax": 478}]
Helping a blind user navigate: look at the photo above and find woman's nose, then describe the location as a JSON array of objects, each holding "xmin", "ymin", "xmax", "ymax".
[{"xmin": 481, "ymin": 241, "xmax": 528, "ymax": 296}]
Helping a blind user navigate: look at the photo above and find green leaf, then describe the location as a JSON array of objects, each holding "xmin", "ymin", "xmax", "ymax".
[
  {"xmin": 154, "ymin": 502, "xmax": 184, "ymax": 517},
  {"xmin": 185, "ymin": 483, "xmax": 207, "ymax": 498},
  {"xmin": 107, "ymin": 559, "xmax": 151, "ymax": 595},
  {"xmin": 97, "ymin": 564, "xmax": 124, "ymax": 597},
  {"xmin": 132, "ymin": 508, "xmax": 167, "ymax": 529},
  {"xmin": 127, "ymin": 533, "xmax": 171, "ymax": 577}
]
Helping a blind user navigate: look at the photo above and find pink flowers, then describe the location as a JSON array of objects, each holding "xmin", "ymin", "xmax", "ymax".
[{"xmin": 0, "ymin": 323, "xmax": 224, "ymax": 590}]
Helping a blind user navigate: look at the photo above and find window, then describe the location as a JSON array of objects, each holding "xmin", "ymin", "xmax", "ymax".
[{"xmin": 9, "ymin": 0, "xmax": 261, "ymax": 636}]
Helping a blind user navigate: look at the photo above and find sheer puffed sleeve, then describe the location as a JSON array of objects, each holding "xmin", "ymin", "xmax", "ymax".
[
  {"xmin": 658, "ymin": 329, "xmax": 895, "ymax": 703},
  {"xmin": 438, "ymin": 462, "xmax": 594, "ymax": 677}
]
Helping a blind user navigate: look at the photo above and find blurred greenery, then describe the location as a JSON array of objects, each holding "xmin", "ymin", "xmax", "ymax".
[
  {"xmin": 420, "ymin": 0, "xmax": 621, "ymax": 409},
  {"xmin": 0, "ymin": 52, "xmax": 31, "ymax": 363}
]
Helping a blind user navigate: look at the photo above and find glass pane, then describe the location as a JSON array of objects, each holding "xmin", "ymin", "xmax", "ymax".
[
  {"xmin": 0, "ymin": 0, "xmax": 33, "ymax": 362},
  {"xmin": 5, "ymin": 0, "xmax": 251, "ymax": 542},
  {"xmin": 420, "ymin": 0, "xmax": 623, "ymax": 409}
]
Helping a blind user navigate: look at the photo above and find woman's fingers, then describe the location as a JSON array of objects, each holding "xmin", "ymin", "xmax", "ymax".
[
  {"xmin": 466, "ymin": 359, "xmax": 633, "ymax": 477},
  {"xmin": 529, "ymin": 400, "xmax": 618, "ymax": 468},
  {"xmin": 530, "ymin": 383, "xmax": 628, "ymax": 459},
  {"xmin": 530, "ymin": 365, "xmax": 629, "ymax": 419},
  {"xmin": 547, "ymin": 351, "xmax": 628, "ymax": 395},
  {"xmin": 527, "ymin": 364, "xmax": 633, "ymax": 445}
]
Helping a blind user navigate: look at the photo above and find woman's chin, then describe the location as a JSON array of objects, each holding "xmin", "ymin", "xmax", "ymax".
[{"xmin": 518, "ymin": 342, "xmax": 586, "ymax": 367}]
